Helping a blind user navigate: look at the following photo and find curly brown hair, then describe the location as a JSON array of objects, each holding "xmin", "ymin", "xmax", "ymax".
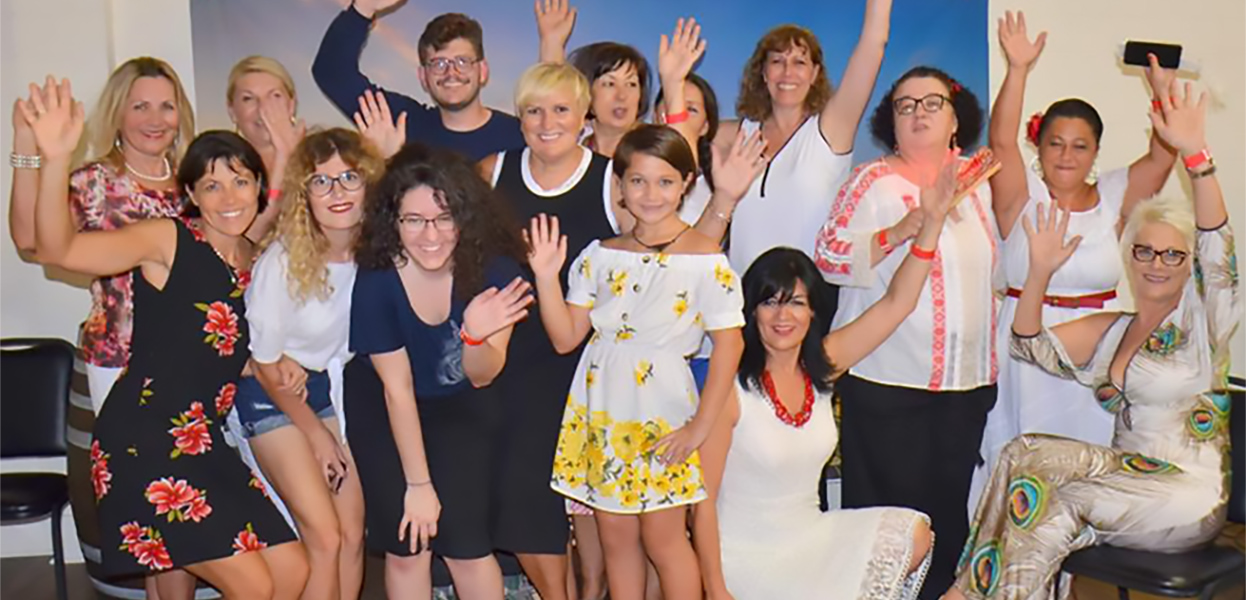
[
  {"xmin": 355, "ymin": 143, "xmax": 526, "ymax": 299},
  {"xmin": 735, "ymin": 25, "xmax": 833, "ymax": 123},
  {"xmin": 263, "ymin": 128, "xmax": 384, "ymax": 303}
]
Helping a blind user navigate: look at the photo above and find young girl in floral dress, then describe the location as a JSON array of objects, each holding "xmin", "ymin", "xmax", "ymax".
[{"xmin": 528, "ymin": 124, "xmax": 745, "ymax": 600}]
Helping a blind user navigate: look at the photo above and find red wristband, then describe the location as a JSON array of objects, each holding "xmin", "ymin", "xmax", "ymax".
[
  {"xmin": 267, "ymin": 188, "xmax": 283, "ymax": 201},
  {"xmin": 460, "ymin": 325, "xmax": 485, "ymax": 346},
  {"xmin": 1182, "ymin": 149, "xmax": 1212, "ymax": 171},
  {"xmin": 910, "ymin": 244, "xmax": 936, "ymax": 261},
  {"xmin": 877, "ymin": 229, "xmax": 894, "ymax": 254},
  {"xmin": 664, "ymin": 110, "xmax": 690, "ymax": 125}
]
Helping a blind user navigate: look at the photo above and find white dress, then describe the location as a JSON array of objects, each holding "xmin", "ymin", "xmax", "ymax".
[
  {"xmin": 971, "ymin": 168, "xmax": 1128, "ymax": 511},
  {"xmin": 549, "ymin": 242, "xmax": 745, "ymax": 513},
  {"xmin": 719, "ymin": 380, "xmax": 932, "ymax": 599},
  {"xmin": 729, "ymin": 117, "xmax": 853, "ymax": 273}
]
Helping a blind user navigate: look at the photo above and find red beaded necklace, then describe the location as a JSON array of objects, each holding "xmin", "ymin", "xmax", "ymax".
[{"xmin": 760, "ymin": 369, "xmax": 815, "ymax": 428}]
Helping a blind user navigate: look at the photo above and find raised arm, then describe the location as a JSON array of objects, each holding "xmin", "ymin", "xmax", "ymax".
[
  {"xmin": 657, "ymin": 18, "xmax": 706, "ymax": 146},
  {"xmin": 9, "ymin": 93, "xmax": 42, "ymax": 253},
  {"xmin": 22, "ymin": 78, "xmax": 172, "ymax": 277},
  {"xmin": 990, "ymin": 11, "xmax": 1047, "ymax": 239},
  {"xmin": 1121, "ymin": 53, "xmax": 1179, "ymax": 218},
  {"xmin": 1150, "ymin": 82, "xmax": 1238, "ymax": 350},
  {"xmin": 824, "ymin": 151, "xmax": 955, "ymax": 373},
  {"xmin": 691, "ymin": 127, "xmax": 767, "ymax": 243},
  {"xmin": 461, "ymin": 276, "xmax": 534, "ymax": 386},
  {"xmin": 535, "ymin": 0, "xmax": 576, "ymax": 64},
  {"xmin": 527, "ymin": 214, "xmax": 593, "ymax": 353},
  {"xmin": 311, "ymin": 0, "xmax": 426, "ymax": 127},
  {"xmin": 819, "ymin": 0, "xmax": 892, "ymax": 153}
]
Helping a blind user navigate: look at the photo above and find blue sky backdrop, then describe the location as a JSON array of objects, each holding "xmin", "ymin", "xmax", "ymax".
[{"xmin": 192, "ymin": 0, "xmax": 987, "ymax": 161}]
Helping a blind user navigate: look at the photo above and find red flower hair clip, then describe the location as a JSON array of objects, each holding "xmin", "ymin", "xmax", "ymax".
[
  {"xmin": 950, "ymin": 81, "xmax": 963, "ymax": 95},
  {"xmin": 1026, "ymin": 112, "xmax": 1044, "ymax": 146}
]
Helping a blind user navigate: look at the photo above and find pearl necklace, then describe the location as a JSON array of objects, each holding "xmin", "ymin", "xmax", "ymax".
[{"xmin": 125, "ymin": 156, "xmax": 172, "ymax": 182}]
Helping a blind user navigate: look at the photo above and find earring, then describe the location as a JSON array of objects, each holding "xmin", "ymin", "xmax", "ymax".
[
  {"xmin": 114, "ymin": 136, "xmax": 123, "ymax": 151},
  {"xmin": 1085, "ymin": 162, "xmax": 1100, "ymax": 185}
]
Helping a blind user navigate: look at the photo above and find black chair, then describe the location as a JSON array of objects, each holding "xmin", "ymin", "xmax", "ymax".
[
  {"xmin": 1054, "ymin": 377, "xmax": 1246, "ymax": 600},
  {"xmin": 1, "ymin": 337, "xmax": 76, "ymax": 600}
]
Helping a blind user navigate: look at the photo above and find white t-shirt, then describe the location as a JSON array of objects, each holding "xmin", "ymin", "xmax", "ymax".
[
  {"xmin": 245, "ymin": 241, "xmax": 357, "ymax": 434},
  {"xmin": 816, "ymin": 158, "xmax": 999, "ymax": 391},
  {"xmin": 728, "ymin": 116, "xmax": 853, "ymax": 274}
]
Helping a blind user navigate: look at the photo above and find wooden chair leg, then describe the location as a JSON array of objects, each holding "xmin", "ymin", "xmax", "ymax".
[{"xmin": 51, "ymin": 502, "xmax": 69, "ymax": 600}]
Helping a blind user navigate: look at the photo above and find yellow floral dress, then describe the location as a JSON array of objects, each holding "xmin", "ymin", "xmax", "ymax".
[{"xmin": 550, "ymin": 241, "xmax": 744, "ymax": 513}]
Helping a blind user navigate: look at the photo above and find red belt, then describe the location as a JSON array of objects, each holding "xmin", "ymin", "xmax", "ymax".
[{"xmin": 1005, "ymin": 287, "xmax": 1117, "ymax": 309}]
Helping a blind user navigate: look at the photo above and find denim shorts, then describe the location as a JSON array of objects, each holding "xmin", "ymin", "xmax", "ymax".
[{"xmin": 233, "ymin": 369, "xmax": 335, "ymax": 439}]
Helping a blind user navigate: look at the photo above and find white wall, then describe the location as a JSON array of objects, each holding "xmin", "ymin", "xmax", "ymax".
[
  {"xmin": 1, "ymin": 0, "xmax": 1243, "ymax": 560},
  {"xmin": 985, "ymin": 0, "xmax": 1246, "ymax": 374},
  {"xmin": 0, "ymin": 0, "xmax": 197, "ymax": 560}
]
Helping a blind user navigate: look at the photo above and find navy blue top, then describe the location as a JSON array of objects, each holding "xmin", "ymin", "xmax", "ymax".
[
  {"xmin": 312, "ymin": 6, "xmax": 525, "ymax": 162},
  {"xmin": 350, "ymin": 256, "xmax": 524, "ymax": 399}
]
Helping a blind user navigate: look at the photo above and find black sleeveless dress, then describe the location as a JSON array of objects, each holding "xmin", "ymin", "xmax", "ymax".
[
  {"xmin": 93, "ymin": 220, "xmax": 296, "ymax": 576},
  {"xmin": 490, "ymin": 147, "xmax": 615, "ymax": 553}
]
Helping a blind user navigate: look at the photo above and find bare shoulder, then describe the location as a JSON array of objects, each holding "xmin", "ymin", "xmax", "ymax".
[
  {"xmin": 671, "ymin": 228, "xmax": 723, "ymax": 255},
  {"xmin": 476, "ymin": 152, "xmax": 501, "ymax": 185},
  {"xmin": 599, "ymin": 235, "xmax": 629, "ymax": 250}
]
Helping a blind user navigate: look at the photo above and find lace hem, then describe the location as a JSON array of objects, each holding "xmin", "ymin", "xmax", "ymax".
[{"xmin": 858, "ymin": 509, "xmax": 933, "ymax": 600}]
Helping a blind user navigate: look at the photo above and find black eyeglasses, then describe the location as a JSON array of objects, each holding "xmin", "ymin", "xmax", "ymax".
[
  {"xmin": 424, "ymin": 56, "xmax": 479, "ymax": 76},
  {"xmin": 305, "ymin": 171, "xmax": 364, "ymax": 197},
  {"xmin": 398, "ymin": 214, "xmax": 456, "ymax": 233},
  {"xmin": 1131, "ymin": 244, "xmax": 1188, "ymax": 267},
  {"xmin": 893, "ymin": 93, "xmax": 952, "ymax": 116}
]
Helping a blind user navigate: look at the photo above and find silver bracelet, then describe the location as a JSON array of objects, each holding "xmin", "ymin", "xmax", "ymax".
[{"xmin": 10, "ymin": 152, "xmax": 41, "ymax": 169}]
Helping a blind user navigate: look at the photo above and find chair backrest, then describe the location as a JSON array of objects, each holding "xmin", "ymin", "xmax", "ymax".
[
  {"xmin": 1228, "ymin": 377, "xmax": 1245, "ymax": 524},
  {"xmin": 1, "ymin": 338, "xmax": 75, "ymax": 458}
]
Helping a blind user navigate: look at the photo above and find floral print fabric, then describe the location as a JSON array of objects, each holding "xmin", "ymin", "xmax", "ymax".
[
  {"xmin": 550, "ymin": 241, "xmax": 744, "ymax": 513},
  {"xmin": 69, "ymin": 162, "xmax": 185, "ymax": 367}
]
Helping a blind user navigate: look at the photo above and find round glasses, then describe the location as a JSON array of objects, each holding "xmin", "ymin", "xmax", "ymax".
[
  {"xmin": 398, "ymin": 214, "xmax": 456, "ymax": 233},
  {"xmin": 306, "ymin": 171, "xmax": 363, "ymax": 197},
  {"xmin": 893, "ymin": 93, "xmax": 952, "ymax": 116},
  {"xmin": 424, "ymin": 56, "xmax": 479, "ymax": 76},
  {"xmin": 1131, "ymin": 244, "xmax": 1189, "ymax": 267}
]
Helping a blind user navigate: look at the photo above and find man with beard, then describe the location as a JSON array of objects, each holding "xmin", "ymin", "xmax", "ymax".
[{"xmin": 313, "ymin": 0, "xmax": 524, "ymax": 160}]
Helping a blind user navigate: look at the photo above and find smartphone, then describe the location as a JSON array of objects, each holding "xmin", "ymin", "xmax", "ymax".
[{"xmin": 1122, "ymin": 40, "xmax": 1182, "ymax": 69}]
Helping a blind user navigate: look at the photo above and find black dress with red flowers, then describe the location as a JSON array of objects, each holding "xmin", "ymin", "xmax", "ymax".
[{"xmin": 92, "ymin": 219, "xmax": 296, "ymax": 576}]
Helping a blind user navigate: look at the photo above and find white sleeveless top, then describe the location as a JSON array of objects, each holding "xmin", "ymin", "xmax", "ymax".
[
  {"xmin": 729, "ymin": 117, "xmax": 853, "ymax": 273},
  {"xmin": 1001, "ymin": 167, "xmax": 1129, "ymax": 295}
]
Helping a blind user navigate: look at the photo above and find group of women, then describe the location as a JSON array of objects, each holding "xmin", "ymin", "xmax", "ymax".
[{"xmin": 6, "ymin": 1, "xmax": 1236, "ymax": 599}]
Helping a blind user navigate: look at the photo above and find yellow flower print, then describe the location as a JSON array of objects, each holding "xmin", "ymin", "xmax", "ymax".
[
  {"xmin": 655, "ymin": 253, "xmax": 671, "ymax": 268},
  {"xmin": 615, "ymin": 324, "xmax": 637, "ymax": 342},
  {"xmin": 578, "ymin": 256, "xmax": 592, "ymax": 280},
  {"xmin": 585, "ymin": 363, "xmax": 599, "ymax": 388},
  {"xmin": 673, "ymin": 291, "xmax": 689, "ymax": 317},
  {"xmin": 608, "ymin": 269, "xmax": 629, "ymax": 296},
  {"xmin": 649, "ymin": 464, "xmax": 673, "ymax": 498},
  {"xmin": 611, "ymin": 420, "xmax": 646, "ymax": 464},
  {"xmin": 634, "ymin": 361, "xmax": 655, "ymax": 386},
  {"xmin": 714, "ymin": 263, "xmax": 736, "ymax": 292},
  {"xmin": 589, "ymin": 330, "xmax": 602, "ymax": 345},
  {"xmin": 694, "ymin": 313, "xmax": 703, "ymax": 327}
]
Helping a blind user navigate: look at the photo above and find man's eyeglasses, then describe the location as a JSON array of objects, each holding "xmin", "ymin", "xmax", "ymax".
[{"xmin": 424, "ymin": 56, "xmax": 479, "ymax": 76}]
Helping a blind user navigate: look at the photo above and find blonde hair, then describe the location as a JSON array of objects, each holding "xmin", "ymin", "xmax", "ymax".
[
  {"xmin": 265, "ymin": 128, "xmax": 384, "ymax": 304},
  {"xmin": 227, "ymin": 55, "xmax": 298, "ymax": 108},
  {"xmin": 1120, "ymin": 195, "xmax": 1197, "ymax": 272},
  {"xmin": 514, "ymin": 62, "xmax": 591, "ymax": 116},
  {"xmin": 86, "ymin": 57, "xmax": 195, "ymax": 169}
]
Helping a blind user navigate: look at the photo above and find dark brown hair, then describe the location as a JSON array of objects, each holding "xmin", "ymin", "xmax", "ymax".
[
  {"xmin": 418, "ymin": 13, "xmax": 484, "ymax": 63},
  {"xmin": 356, "ymin": 143, "xmax": 525, "ymax": 299},
  {"xmin": 569, "ymin": 42, "xmax": 653, "ymax": 120},
  {"xmin": 736, "ymin": 25, "xmax": 832, "ymax": 122},
  {"xmin": 869, "ymin": 66, "xmax": 983, "ymax": 152},
  {"xmin": 613, "ymin": 125, "xmax": 697, "ymax": 209}
]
